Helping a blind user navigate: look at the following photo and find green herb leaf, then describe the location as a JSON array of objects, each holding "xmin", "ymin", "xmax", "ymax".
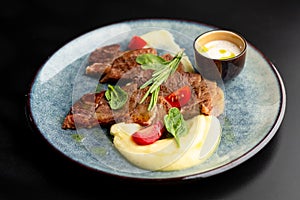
[
  {"xmin": 105, "ymin": 84, "xmax": 128, "ymax": 110},
  {"xmin": 136, "ymin": 53, "xmax": 166, "ymax": 70},
  {"xmin": 163, "ymin": 107, "xmax": 188, "ymax": 147},
  {"xmin": 137, "ymin": 50, "xmax": 184, "ymax": 111}
]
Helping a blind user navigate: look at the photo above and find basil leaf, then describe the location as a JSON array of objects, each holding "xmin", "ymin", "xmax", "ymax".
[
  {"xmin": 136, "ymin": 54, "xmax": 166, "ymax": 70},
  {"xmin": 105, "ymin": 84, "xmax": 128, "ymax": 110},
  {"xmin": 163, "ymin": 107, "xmax": 188, "ymax": 147}
]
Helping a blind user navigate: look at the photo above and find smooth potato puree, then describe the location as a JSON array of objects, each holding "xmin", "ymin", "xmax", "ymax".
[
  {"xmin": 110, "ymin": 115, "xmax": 221, "ymax": 171},
  {"xmin": 161, "ymin": 115, "xmax": 221, "ymax": 171}
]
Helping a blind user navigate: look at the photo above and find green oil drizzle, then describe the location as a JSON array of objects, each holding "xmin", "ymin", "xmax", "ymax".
[
  {"xmin": 198, "ymin": 46, "xmax": 209, "ymax": 53},
  {"xmin": 91, "ymin": 147, "xmax": 107, "ymax": 156},
  {"xmin": 71, "ymin": 134, "xmax": 85, "ymax": 142},
  {"xmin": 219, "ymin": 49, "xmax": 227, "ymax": 54},
  {"xmin": 220, "ymin": 52, "xmax": 236, "ymax": 60}
]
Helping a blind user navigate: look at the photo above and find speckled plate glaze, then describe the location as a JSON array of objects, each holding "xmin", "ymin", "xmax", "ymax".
[{"xmin": 27, "ymin": 19, "xmax": 286, "ymax": 181}]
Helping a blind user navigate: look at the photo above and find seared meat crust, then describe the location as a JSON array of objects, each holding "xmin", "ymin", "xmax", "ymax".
[
  {"xmin": 100, "ymin": 48, "xmax": 157, "ymax": 83},
  {"xmin": 85, "ymin": 44, "xmax": 122, "ymax": 77},
  {"xmin": 62, "ymin": 84, "xmax": 138, "ymax": 129}
]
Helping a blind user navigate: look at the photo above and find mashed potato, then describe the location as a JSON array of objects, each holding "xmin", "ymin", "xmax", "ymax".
[{"xmin": 110, "ymin": 115, "xmax": 221, "ymax": 171}]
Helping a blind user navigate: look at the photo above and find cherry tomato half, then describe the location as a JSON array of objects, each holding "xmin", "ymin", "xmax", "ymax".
[
  {"xmin": 131, "ymin": 121, "xmax": 164, "ymax": 145},
  {"xmin": 128, "ymin": 35, "xmax": 147, "ymax": 50},
  {"xmin": 165, "ymin": 86, "xmax": 192, "ymax": 109}
]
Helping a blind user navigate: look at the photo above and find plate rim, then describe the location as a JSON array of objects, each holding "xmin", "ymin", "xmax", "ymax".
[{"xmin": 25, "ymin": 18, "xmax": 287, "ymax": 182}]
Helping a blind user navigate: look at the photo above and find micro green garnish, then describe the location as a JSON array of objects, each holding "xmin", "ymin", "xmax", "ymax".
[
  {"xmin": 164, "ymin": 107, "xmax": 188, "ymax": 147},
  {"xmin": 137, "ymin": 50, "xmax": 184, "ymax": 111},
  {"xmin": 105, "ymin": 84, "xmax": 128, "ymax": 110}
]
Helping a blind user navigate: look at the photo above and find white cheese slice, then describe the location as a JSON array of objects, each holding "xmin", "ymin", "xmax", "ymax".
[{"xmin": 140, "ymin": 30, "xmax": 194, "ymax": 72}]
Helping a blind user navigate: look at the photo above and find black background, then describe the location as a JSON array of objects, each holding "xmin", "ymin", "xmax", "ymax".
[{"xmin": 2, "ymin": 0, "xmax": 300, "ymax": 199}]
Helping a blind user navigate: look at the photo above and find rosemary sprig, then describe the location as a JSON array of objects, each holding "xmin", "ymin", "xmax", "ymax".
[{"xmin": 137, "ymin": 50, "xmax": 184, "ymax": 111}]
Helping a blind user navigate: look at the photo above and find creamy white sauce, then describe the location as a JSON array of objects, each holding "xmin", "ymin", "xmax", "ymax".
[{"xmin": 200, "ymin": 40, "xmax": 241, "ymax": 60}]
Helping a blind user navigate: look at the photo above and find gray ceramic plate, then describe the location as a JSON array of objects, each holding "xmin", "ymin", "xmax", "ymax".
[{"xmin": 27, "ymin": 19, "xmax": 286, "ymax": 181}]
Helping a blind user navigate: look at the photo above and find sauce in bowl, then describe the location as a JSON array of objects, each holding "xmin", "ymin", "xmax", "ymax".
[
  {"xmin": 193, "ymin": 29, "xmax": 247, "ymax": 81},
  {"xmin": 198, "ymin": 39, "xmax": 242, "ymax": 60}
]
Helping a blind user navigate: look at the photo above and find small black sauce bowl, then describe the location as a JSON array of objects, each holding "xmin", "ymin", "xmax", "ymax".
[{"xmin": 193, "ymin": 30, "xmax": 247, "ymax": 82}]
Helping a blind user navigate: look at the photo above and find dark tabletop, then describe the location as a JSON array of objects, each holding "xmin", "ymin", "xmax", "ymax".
[{"xmin": 2, "ymin": 0, "xmax": 299, "ymax": 199}]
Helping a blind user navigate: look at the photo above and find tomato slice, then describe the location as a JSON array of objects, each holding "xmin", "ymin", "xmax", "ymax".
[
  {"xmin": 128, "ymin": 35, "xmax": 147, "ymax": 50},
  {"xmin": 165, "ymin": 86, "xmax": 192, "ymax": 109},
  {"xmin": 131, "ymin": 121, "xmax": 164, "ymax": 145}
]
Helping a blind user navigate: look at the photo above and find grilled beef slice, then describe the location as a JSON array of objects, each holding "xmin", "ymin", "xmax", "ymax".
[
  {"xmin": 120, "ymin": 53, "xmax": 185, "ymax": 87},
  {"xmin": 62, "ymin": 83, "xmax": 138, "ymax": 129},
  {"xmin": 85, "ymin": 44, "xmax": 122, "ymax": 77},
  {"xmin": 160, "ymin": 71, "xmax": 224, "ymax": 118},
  {"xmin": 99, "ymin": 48, "xmax": 157, "ymax": 83},
  {"xmin": 61, "ymin": 83, "xmax": 168, "ymax": 129}
]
